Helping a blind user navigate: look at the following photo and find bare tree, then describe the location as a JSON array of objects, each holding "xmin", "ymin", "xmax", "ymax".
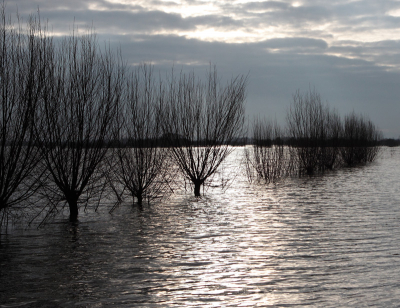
[
  {"xmin": 36, "ymin": 30, "xmax": 124, "ymax": 221},
  {"xmin": 245, "ymin": 118, "xmax": 290, "ymax": 184},
  {"xmin": 286, "ymin": 88, "xmax": 326, "ymax": 175},
  {"xmin": 162, "ymin": 66, "xmax": 247, "ymax": 196},
  {"xmin": 319, "ymin": 108, "xmax": 342, "ymax": 170},
  {"xmin": 340, "ymin": 112, "xmax": 381, "ymax": 166},
  {"xmin": 0, "ymin": 8, "xmax": 47, "ymax": 227},
  {"xmin": 364, "ymin": 120, "xmax": 382, "ymax": 162},
  {"xmin": 110, "ymin": 64, "xmax": 173, "ymax": 208}
]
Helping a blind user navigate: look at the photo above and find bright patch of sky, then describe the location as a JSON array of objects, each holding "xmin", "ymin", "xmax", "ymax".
[
  {"xmin": 70, "ymin": 0, "xmax": 400, "ymax": 72},
  {"xmin": 95, "ymin": 0, "xmax": 400, "ymax": 44}
]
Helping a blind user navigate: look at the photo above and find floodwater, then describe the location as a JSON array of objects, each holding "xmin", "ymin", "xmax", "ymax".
[{"xmin": 1, "ymin": 147, "xmax": 400, "ymax": 307}]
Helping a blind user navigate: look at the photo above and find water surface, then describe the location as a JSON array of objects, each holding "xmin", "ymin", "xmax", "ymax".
[{"xmin": 1, "ymin": 147, "xmax": 400, "ymax": 307}]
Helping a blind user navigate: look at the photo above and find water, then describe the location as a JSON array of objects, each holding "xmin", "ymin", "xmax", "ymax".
[{"xmin": 1, "ymin": 147, "xmax": 400, "ymax": 307}]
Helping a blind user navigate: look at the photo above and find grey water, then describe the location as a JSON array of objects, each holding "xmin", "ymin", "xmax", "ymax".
[{"xmin": 1, "ymin": 147, "xmax": 400, "ymax": 307}]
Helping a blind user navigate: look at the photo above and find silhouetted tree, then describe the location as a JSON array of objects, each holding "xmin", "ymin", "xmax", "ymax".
[
  {"xmin": 110, "ymin": 64, "xmax": 173, "ymax": 208},
  {"xmin": 245, "ymin": 118, "xmax": 290, "ymax": 184},
  {"xmin": 319, "ymin": 108, "xmax": 342, "ymax": 170},
  {"xmin": 340, "ymin": 112, "xmax": 381, "ymax": 166},
  {"xmin": 0, "ymin": 8, "xmax": 47, "ymax": 226},
  {"xmin": 286, "ymin": 89, "xmax": 326, "ymax": 175},
  {"xmin": 36, "ymin": 30, "xmax": 124, "ymax": 221},
  {"xmin": 162, "ymin": 66, "xmax": 247, "ymax": 196}
]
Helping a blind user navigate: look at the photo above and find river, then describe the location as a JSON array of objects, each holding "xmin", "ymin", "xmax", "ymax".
[{"xmin": 1, "ymin": 147, "xmax": 400, "ymax": 307}]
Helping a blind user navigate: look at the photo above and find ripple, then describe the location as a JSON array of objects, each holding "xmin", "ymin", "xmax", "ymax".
[{"xmin": 1, "ymin": 147, "xmax": 400, "ymax": 307}]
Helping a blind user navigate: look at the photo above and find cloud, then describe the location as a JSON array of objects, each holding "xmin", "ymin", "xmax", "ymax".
[
  {"xmin": 5, "ymin": 0, "xmax": 400, "ymax": 137},
  {"xmin": 259, "ymin": 37, "xmax": 328, "ymax": 51}
]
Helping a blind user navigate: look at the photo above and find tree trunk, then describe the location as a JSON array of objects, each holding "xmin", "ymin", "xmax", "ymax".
[
  {"xmin": 305, "ymin": 166, "xmax": 314, "ymax": 175},
  {"xmin": 137, "ymin": 193, "xmax": 143, "ymax": 206},
  {"xmin": 194, "ymin": 181, "xmax": 202, "ymax": 197},
  {"xmin": 67, "ymin": 198, "xmax": 79, "ymax": 222}
]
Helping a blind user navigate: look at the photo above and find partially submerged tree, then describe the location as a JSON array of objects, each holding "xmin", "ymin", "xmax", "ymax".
[
  {"xmin": 286, "ymin": 89, "xmax": 326, "ymax": 175},
  {"xmin": 319, "ymin": 109, "xmax": 342, "ymax": 170},
  {"xmin": 110, "ymin": 64, "xmax": 173, "ymax": 208},
  {"xmin": 286, "ymin": 88, "xmax": 381, "ymax": 175},
  {"xmin": 0, "ymin": 9, "xmax": 47, "ymax": 226},
  {"xmin": 340, "ymin": 112, "xmax": 381, "ymax": 166},
  {"xmin": 36, "ymin": 30, "xmax": 124, "ymax": 221},
  {"xmin": 245, "ymin": 118, "xmax": 289, "ymax": 184},
  {"xmin": 162, "ymin": 67, "xmax": 247, "ymax": 196}
]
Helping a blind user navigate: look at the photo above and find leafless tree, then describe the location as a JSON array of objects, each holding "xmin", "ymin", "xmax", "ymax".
[
  {"xmin": 340, "ymin": 112, "xmax": 381, "ymax": 166},
  {"xmin": 319, "ymin": 108, "xmax": 342, "ymax": 170},
  {"xmin": 36, "ymin": 30, "xmax": 124, "ymax": 222},
  {"xmin": 0, "ymin": 8, "xmax": 48, "ymax": 227},
  {"xmin": 245, "ymin": 118, "xmax": 290, "ymax": 184},
  {"xmin": 286, "ymin": 88, "xmax": 326, "ymax": 175},
  {"xmin": 109, "ymin": 64, "xmax": 173, "ymax": 208},
  {"xmin": 287, "ymin": 88, "xmax": 382, "ymax": 174},
  {"xmin": 162, "ymin": 66, "xmax": 247, "ymax": 196}
]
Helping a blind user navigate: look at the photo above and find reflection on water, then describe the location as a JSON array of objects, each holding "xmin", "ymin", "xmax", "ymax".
[{"xmin": 1, "ymin": 147, "xmax": 400, "ymax": 307}]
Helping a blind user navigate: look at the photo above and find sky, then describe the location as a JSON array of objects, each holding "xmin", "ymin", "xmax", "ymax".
[{"xmin": 9, "ymin": 0, "xmax": 400, "ymax": 137}]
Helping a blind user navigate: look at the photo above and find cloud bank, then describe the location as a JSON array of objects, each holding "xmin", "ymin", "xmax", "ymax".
[{"xmin": 8, "ymin": 0, "xmax": 400, "ymax": 137}]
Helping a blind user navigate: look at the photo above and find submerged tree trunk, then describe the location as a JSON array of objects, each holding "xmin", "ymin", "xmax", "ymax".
[
  {"xmin": 194, "ymin": 180, "xmax": 203, "ymax": 197},
  {"xmin": 137, "ymin": 193, "xmax": 143, "ymax": 206},
  {"xmin": 67, "ymin": 197, "xmax": 79, "ymax": 222},
  {"xmin": 305, "ymin": 166, "xmax": 314, "ymax": 175}
]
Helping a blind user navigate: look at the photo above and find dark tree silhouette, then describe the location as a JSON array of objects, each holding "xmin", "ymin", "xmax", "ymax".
[
  {"xmin": 245, "ymin": 118, "xmax": 289, "ymax": 184},
  {"xmin": 340, "ymin": 112, "xmax": 381, "ymax": 166},
  {"xmin": 162, "ymin": 66, "xmax": 247, "ymax": 196},
  {"xmin": 286, "ymin": 88, "xmax": 381, "ymax": 174},
  {"xmin": 319, "ymin": 109, "xmax": 342, "ymax": 170},
  {"xmin": 110, "ymin": 64, "xmax": 173, "ymax": 208},
  {"xmin": 0, "ymin": 8, "xmax": 47, "ymax": 226},
  {"xmin": 286, "ymin": 89, "xmax": 326, "ymax": 175},
  {"xmin": 36, "ymin": 30, "xmax": 124, "ymax": 221}
]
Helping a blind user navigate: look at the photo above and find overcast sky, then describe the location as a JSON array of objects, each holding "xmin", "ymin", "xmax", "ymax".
[{"xmin": 9, "ymin": 0, "xmax": 400, "ymax": 137}]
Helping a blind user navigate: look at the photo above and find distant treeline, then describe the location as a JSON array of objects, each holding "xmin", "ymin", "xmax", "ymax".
[
  {"xmin": 378, "ymin": 139, "xmax": 400, "ymax": 147},
  {"xmin": 106, "ymin": 136, "xmax": 396, "ymax": 148},
  {"xmin": 108, "ymin": 136, "xmax": 249, "ymax": 147},
  {"xmin": 19, "ymin": 136, "xmax": 398, "ymax": 148}
]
